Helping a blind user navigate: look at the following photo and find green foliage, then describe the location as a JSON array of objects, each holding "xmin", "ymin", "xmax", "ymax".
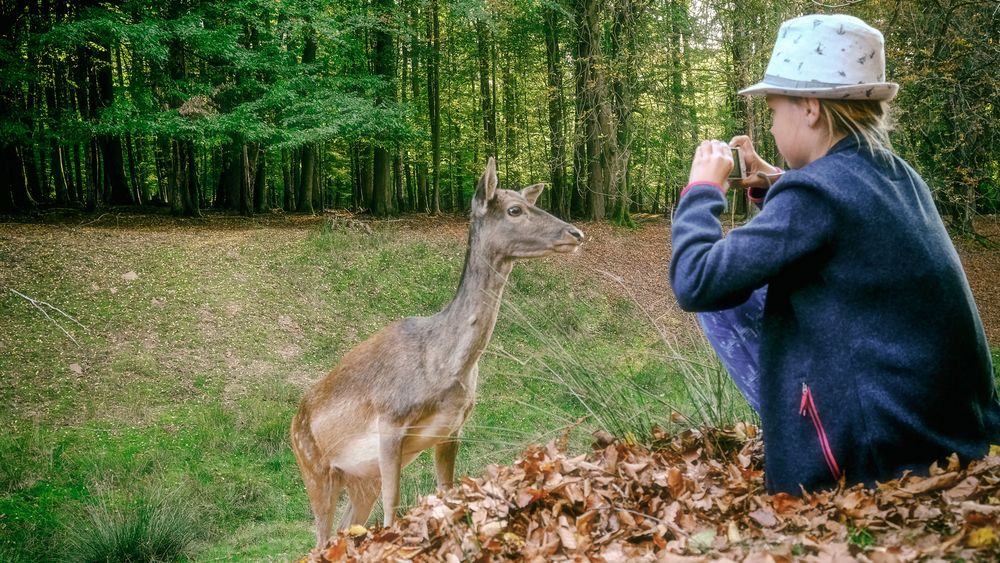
[
  {"xmin": 62, "ymin": 489, "xmax": 200, "ymax": 563},
  {"xmin": 848, "ymin": 525, "xmax": 876, "ymax": 548},
  {"xmin": 8, "ymin": 0, "xmax": 418, "ymax": 150},
  {"xmin": 3, "ymin": 0, "xmax": 996, "ymax": 218}
]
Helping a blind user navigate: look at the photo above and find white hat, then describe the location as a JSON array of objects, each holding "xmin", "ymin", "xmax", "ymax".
[{"xmin": 739, "ymin": 14, "xmax": 898, "ymax": 101}]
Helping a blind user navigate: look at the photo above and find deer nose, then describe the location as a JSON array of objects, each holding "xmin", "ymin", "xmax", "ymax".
[{"xmin": 567, "ymin": 227, "xmax": 585, "ymax": 241}]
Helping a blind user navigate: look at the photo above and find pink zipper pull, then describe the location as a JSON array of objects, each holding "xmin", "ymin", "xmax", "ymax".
[{"xmin": 799, "ymin": 382, "xmax": 843, "ymax": 481}]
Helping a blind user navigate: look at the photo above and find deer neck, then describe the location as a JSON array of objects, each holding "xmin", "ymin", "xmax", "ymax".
[{"xmin": 435, "ymin": 230, "xmax": 513, "ymax": 371}]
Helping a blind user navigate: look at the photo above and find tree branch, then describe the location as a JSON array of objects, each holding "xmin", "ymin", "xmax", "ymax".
[{"xmin": 9, "ymin": 288, "xmax": 89, "ymax": 346}]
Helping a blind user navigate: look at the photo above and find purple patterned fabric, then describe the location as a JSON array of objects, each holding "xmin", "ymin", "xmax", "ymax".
[{"xmin": 697, "ymin": 286, "xmax": 767, "ymax": 413}]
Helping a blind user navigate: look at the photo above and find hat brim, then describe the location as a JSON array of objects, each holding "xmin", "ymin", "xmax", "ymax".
[{"xmin": 738, "ymin": 81, "xmax": 898, "ymax": 101}]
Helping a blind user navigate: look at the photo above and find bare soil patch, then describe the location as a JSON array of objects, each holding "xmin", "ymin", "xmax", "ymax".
[
  {"xmin": 389, "ymin": 212, "xmax": 1000, "ymax": 345},
  {"xmin": 3, "ymin": 210, "xmax": 997, "ymax": 344}
]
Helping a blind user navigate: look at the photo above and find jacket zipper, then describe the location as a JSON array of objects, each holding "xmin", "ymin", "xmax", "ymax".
[{"xmin": 800, "ymin": 382, "xmax": 843, "ymax": 481}]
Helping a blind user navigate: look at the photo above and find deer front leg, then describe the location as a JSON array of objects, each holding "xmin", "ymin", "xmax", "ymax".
[
  {"xmin": 377, "ymin": 422, "xmax": 405, "ymax": 526},
  {"xmin": 434, "ymin": 436, "xmax": 459, "ymax": 490},
  {"xmin": 341, "ymin": 480, "xmax": 379, "ymax": 528}
]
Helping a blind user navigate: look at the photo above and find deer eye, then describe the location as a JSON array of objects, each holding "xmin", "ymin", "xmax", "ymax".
[{"xmin": 507, "ymin": 206, "xmax": 523, "ymax": 217}]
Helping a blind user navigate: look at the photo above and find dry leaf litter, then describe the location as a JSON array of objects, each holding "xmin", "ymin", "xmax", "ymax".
[{"xmin": 304, "ymin": 424, "xmax": 1000, "ymax": 562}]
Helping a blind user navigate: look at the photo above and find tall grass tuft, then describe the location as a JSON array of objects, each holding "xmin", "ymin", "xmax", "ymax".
[
  {"xmin": 62, "ymin": 489, "xmax": 199, "ymax": 563},
  {"xmin": 494, "ymin": 272, "xmax": 757, "ymax": 450}
]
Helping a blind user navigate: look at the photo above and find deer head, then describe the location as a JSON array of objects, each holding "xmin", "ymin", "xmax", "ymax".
[{"xmin": 471, "ymin": 157, "xmax": 584, "ymax": 259}]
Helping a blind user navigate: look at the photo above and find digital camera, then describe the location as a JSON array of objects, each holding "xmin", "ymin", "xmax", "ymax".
[{"xmin": 729, "ymin": 147, "xmax": 746, "ymax": 180}]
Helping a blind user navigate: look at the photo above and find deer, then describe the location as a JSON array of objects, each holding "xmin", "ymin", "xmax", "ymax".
[{"xmin": 291, "ymin": 158, "xmax": 585, "ymax": 548}]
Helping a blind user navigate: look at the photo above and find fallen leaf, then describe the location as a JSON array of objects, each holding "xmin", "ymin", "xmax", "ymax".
[
  {"xmin": 943, "ymin": 476, "xmax": 979, "ymax": 502},
  {"xmin": 667, "ymin": 466, "xmax": 685, "ymax": 497},
  {"xmin": 727, "ymin": 520, "xmax": 742, "ymax": 543},
  {"xmin": 749, "ymin": 508, "xmax": 778, "ymax": 528},
  {"xmin": 771, "ymin": 492, "xmax": 802, "ymax": 514},
  {"xmin": 966, "ymin": 526, "xmax": 997, "ymax": 547},
  {"xmin": 479, "ymin": 521, "xmax": 503, "ymax": 538},
  {"xmin": 592, "ymin": 429, "xmax": 616, "ymax": 447},
  {"xmin": 322, "ymin": 538, "xmax": 347, "ymax": 561},
  {"xmin": 502, "ymin": 532, "xmax": 524, "ymax": 548},
  {"xmin": 122, "ymin": 271, "xmax": 139, "ymax": 281},
  {"xmin": 689, "ymin": 529, "xmax": 716, "ymax": 551},
  {"xmin": 556, "ymin": 525, "xmax": 578, "ymax": 549}
]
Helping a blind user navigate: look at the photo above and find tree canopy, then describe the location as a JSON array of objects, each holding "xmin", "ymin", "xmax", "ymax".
[{"xmin": 1, "ymin": 0, "xmax": 996, "ymax": 229}]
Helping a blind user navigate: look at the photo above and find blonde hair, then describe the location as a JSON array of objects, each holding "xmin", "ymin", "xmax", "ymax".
[{"xmin": 818, "ymin": 99, "xmax": 895, "ymax": 158}]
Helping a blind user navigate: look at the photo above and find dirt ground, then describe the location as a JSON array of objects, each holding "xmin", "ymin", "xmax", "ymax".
[
  {"xmin": 396, "ymin": 212, "xmax": 1000, "ymax": 346},
  {"xmin": 5, "ymin": 210, "xmax": 999, "ymax": 345}
]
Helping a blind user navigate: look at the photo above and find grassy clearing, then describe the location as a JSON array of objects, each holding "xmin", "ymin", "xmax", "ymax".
[{"xmin": 0, "ymin": 214, "xmax": 744, "ymax": 561}]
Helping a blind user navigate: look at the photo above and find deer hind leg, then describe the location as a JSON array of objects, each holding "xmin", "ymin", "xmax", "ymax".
[
  {"xmin": 291, "ymin": 415, "xmax": 343, "ymax": 548},
  {"xmin": 340, "ymin": 479, "xmax": 379, "ymax": 529},
  {"xmin": 434, "ymin": 435, "xmax": 460, "ymax": 490},
  {"xmin": 302, "ymin": 464, "xmax": 343, "ymax": 548}
]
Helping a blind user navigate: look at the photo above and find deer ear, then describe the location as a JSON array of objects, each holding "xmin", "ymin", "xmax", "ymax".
[
  {"xmin": 474, "ymin": 158, "xmax": 497, "ymax": 210},
  {"xmin": 520, "ymin": 183, "xmax": 544, "ymax": 206}
]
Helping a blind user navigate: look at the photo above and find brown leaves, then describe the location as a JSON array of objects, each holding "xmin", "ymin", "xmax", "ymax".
[{"xmin": 307, "ymin": 427, "xmax": 1000, "ymax": 562}]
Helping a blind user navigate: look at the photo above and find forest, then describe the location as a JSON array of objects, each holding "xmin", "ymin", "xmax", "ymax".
[
  {"xmin": 3, "ymin": 1, "xmax": 1000, "ymax": 560},
  {"xmin": 1, "ymin": 0, "xmax": 997, "ymax": 229}
]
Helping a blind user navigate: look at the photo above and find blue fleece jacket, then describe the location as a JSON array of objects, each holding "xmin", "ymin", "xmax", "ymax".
[{"xmin": 669, "ymin": 135, "xmax": 1000, "ymax": 494}]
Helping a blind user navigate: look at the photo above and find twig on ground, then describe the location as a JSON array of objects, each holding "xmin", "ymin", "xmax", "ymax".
[
  {"xmin": 77, "ymin": 213, "xmax": 110, "ymax": 228},
  {"xmin": 9, "ymin": 288, "xmax": 89, "ymax": 346}
]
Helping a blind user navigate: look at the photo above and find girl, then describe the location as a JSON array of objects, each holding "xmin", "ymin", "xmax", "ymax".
[{"xmin": 669, "ymin": 14, "xmax": 999, "ymax": 494}]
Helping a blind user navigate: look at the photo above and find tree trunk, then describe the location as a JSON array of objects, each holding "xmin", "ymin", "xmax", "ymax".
[
  {"xmin": 361, "ymin": 143, "xmax": 374, "ymax": 209},
  {"xmin": 297, "ymin": 27, "xmax": 318, "ymax": 213},
  {"xmin": 576, "ymin": 0, "xmax": 611, "ymax": 220},
  {"xmin": 427, "ymin": 0, "xmax": 441, "ymax": 214},
  {"xmin": 313, "ymin": 145, "xmax": 323, "ymax": 211},
  {"xmin": 95, "ymin": 42, "xmax": 132, "ymax": 205},
  {"xmin": 183, "ymin": 140, "xmax": 201, "ymax": 216},
  {"xmin": 371, "ymin": 0, "xmax": 395, "ymax": 216},
  {"xmin": 545, "ymin": 5, "xmax": 568, "ymax": 218},
  {"xmin": 240, "ymin": 143, "xmax": 252, "ymax": 216},
  {"xmin": 298, "ymin": 144, "xmax": 316, "ymax": 213},
  {"xmin": 216, "ymin": 141, "xmax": 240, "ymax": 209},
  {"xmin": 408, "ymin": 3, "xmax": 428, "ymax": 213},
  {"xmin": 609, "ymin": 0, "xmax": 639, "ymax": 226},
  {"xmin": 23, "ymin": 87, "xmax": 43, "ymax": 203},
  {"xmin": 282, "ymin": 149, "xmax": 294, "ymax": 211},
  {"xmin": 73, "ymin": 46, "xmax": 93, "ymax": 208},
  {"xmin": 165, "ymin": 29, "xmax": 199, "ymax": 217},
  {"xmin": 400, "ymin": 16, "xmax": 412, "ymax": 213},
  {"xmin": 72, "ymin": 143, "xmax": 83, "ymax": 204},
  {"xmin": 0, "ymin": 145, "xmax": 31, "ymax": 212},
  {"xmin": 253, "ymin": 147, "xmax": 266, "ymax": 213},
  {"xmin": 476, "ymin": 20, "xmax": 497, "ymax": 158},
  {"xmin": 393, "ymin": 151, "xmax": 404, "ymax": 211},
  {"xmin": 45, "ymin": 64, "xmax": 70, "ymax": 205}
]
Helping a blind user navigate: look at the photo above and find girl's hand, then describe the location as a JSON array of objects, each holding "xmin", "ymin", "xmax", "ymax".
[
  {"xmin": 687, "ymin": 140, "xmax": 734, "ymax": 191},
  {"xmin": 730, "ymin": 135, "xmax": 780, "ymax": 189}
]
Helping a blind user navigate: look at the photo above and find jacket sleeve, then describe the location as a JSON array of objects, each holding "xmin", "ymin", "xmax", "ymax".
[{"xmin": 669, "ymin": 180, "xmax": 837, "ymax": 312}]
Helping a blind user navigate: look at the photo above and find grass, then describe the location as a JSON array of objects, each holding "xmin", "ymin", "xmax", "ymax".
[
  {"xmin": 4, "ymin": 214, "xmax": 994, "ymax": 560},
  {"xmin": 0, "ymin": 214, "xmax": 740, "ymax": 561},
  {"xmin": 63, "ymin": 488, "xmax": 201, "ymax": 563}
]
